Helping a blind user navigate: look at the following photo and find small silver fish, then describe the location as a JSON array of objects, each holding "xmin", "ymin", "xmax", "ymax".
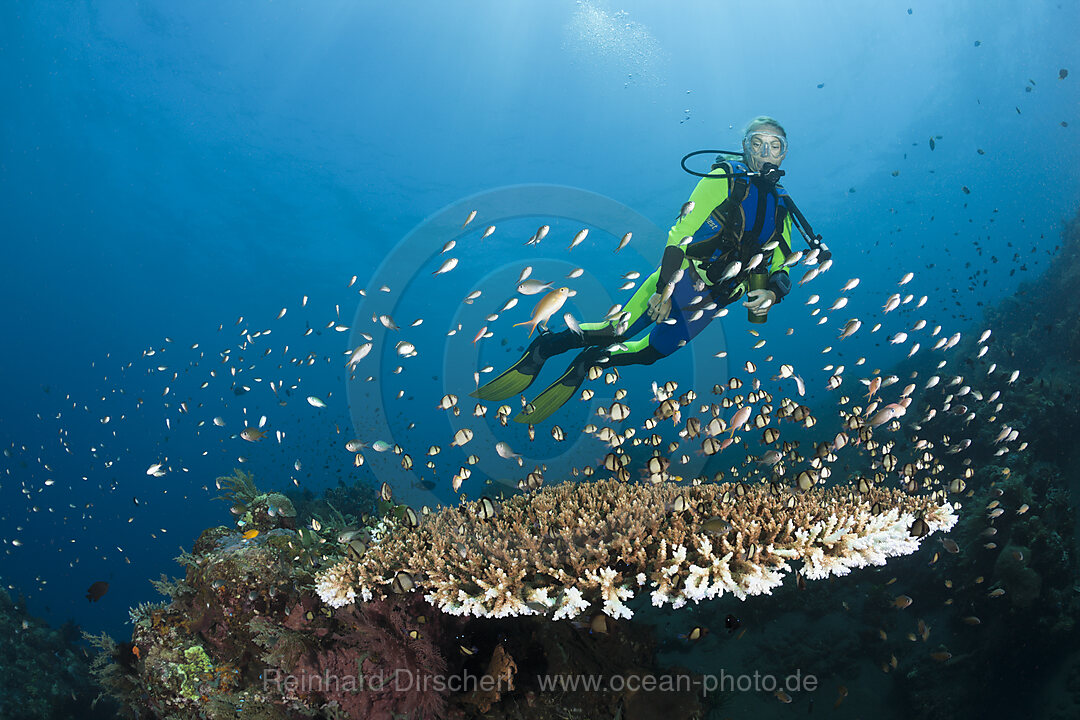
[
  {"xmin": 568, "ymin": 228, "xmax": 589, "ymax": 250},
  {"xmin": 495, "ymin": 441, "xmax": 520, "ymax": 460},
  {"xmin": 758, "ymin": 450, "xmax": 782, "ymax": 466},
  {"xmin": 346, "ymin": 343, "xmax": 373, "ymax": 369},
  {"xmin": 564, "ymin": 313, "xmax": 583, "ymax": 336},
  {"xmin": 526, "ymin": 225, "xmax": 550, "ymax": 245},
  {"xmin": 433, "ymin": 257, "xmax": 458, "ymax": 275},
  {"xmin": 717, "ymin": 261, "xmax": 742, "ymax": 282},
  {"xmin": 518, "ymin": 279, "xmax": 553, "ymax": 295}
]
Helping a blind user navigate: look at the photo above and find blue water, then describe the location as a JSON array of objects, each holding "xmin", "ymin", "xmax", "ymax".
[{"xmin": 1, "ymin": 0, "xmax": 1077, "ymax": 659}]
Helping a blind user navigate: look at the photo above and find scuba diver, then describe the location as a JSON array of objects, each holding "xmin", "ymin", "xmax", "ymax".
[{"xmin": 472, "ymin": 116, "xmax": 830, "ymax": 423}]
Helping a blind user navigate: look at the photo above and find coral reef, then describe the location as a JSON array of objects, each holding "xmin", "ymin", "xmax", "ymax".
[
  {"xmin": 0, "ymin": 587, "xmax": 115, "ymax": 720},
  {"xmin": 317, "ymin": 478, "xmax": 957, "ymax": 619},
  {"xmin": 274, "ymin": 595, "xmax": 451, "ymax": 720},
  {"xmin": 217, "ymin": 469, "xmax": 297, "ymax": 533},
  {"xmin": 993, "ymin": 544, "xmax": 1041, "ymax": 607},
  {"xmin": 287, "ymin": 477, "xmax": 379, "ymax": 532},
  {"xmin": 89, "ymin": 470, "xmax": 452, "ymax": 719},
  {"xmin": 93, "ymin": 471, "xmax": 719, "ymax": 719}
]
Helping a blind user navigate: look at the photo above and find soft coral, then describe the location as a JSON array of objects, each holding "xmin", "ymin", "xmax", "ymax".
[{"xmin": 286, "ymin": 596, "xmax": 449, "ymax": 720}]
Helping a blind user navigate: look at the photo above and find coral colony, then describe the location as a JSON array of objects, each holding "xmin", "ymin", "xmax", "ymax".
[{"xmin": 316, "ymin": 479, "xmax": 957, "ymax": 619}]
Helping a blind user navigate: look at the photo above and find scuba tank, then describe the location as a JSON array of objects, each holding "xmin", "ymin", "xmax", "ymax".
[{"xmin": 747, "ymin": 272, "xmax": 769, "ymax": 324}]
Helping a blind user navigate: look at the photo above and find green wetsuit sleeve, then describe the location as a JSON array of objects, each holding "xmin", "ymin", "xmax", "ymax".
[
  {"xmin": 768, "ymin": 214, "xmax": 793, "ymax": 275},
  {"xmin": 665, "ymin": 168, "xmax": 731, "ymax": 249},
  {"xmin": 657, "ymin": 168, "xmax": 732, "ymax": 288}
]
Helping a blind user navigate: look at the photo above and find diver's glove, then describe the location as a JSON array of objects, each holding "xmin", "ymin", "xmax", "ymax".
[
  {"xmin": 647, "ymin": 293, "xmax": 673, "ymax": 322},
  {"xmin": 742, "ymin": 289, "xmax": 776, "ymax": 317}
]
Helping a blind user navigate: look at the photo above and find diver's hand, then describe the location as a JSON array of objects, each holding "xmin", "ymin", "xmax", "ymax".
[
  {"xmin": 647, "ymin": 293, "xmax": 672, "ymax": 322},
  {"xmin": 742, "ymin": 289, "xmax": 776, "ymax": 316}
]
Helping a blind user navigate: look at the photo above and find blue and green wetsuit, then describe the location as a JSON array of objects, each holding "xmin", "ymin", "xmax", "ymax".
[
  {"xmin": 577, "ymin": 159, "xmax": 795, "ymax": 364},
  {"xmin": 472, "ymin": 159, "xmax": 799, "ymax": 423}
]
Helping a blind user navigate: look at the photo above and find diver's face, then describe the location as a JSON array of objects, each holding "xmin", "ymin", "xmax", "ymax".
[{"xmin": 744, "ymin": 126, "xmax": 787, "ymax": 171}]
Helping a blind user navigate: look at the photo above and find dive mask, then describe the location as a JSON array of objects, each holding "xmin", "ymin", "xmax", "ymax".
[{"xmin": 743, "ymin": 131, "xmax": 787, "ymax": 171}]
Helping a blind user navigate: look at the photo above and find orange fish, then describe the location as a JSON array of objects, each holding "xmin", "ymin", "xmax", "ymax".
[
  {"xmin": 728, "ymin": 405, "xmax": 752, "ymax": 438},
  {"xmin": 242, "ymin": 529, "xmax": 259, "ymax": 540},
  {"xmin": 513, "ymin": 287, "xmax": 570, "ymax": 337},
  {"xmin": 132, "ymin": 645, "xmax": 141, "ymax": 660}
]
